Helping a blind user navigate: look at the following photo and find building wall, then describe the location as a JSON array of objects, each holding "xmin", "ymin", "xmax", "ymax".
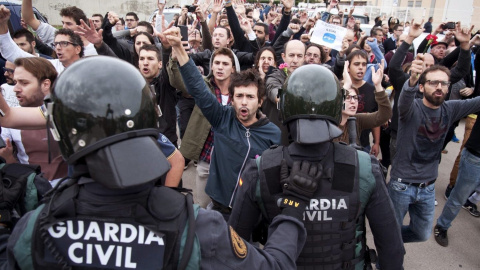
[
  {"xmin": 369, "ymin": 0, "xmax": 478, "ymax": 30},
  {"xmin": 32, "ymin": 0, "xmax": 479, "ymax": 32},
  {"xmin": 32, "ymin": 0, "xmax": 182, "ymax": 26}
]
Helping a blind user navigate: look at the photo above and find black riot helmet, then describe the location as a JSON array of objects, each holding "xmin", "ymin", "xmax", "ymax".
[
  {"xmin": 280, "ymin": 64, "xmax": 344, "ymax": 144},
  {"xmin": 48, "ymin": 56, "xmax": 169, "ymax": 188}
]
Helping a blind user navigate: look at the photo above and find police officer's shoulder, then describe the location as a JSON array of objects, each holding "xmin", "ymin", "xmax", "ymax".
[
  {"xmin": 195, "ymin": 208, "xmax": 249, "ymax": 261},
  {"xmin": 149, "ymin": 186, "xmax": 189, "ymax": 219}
]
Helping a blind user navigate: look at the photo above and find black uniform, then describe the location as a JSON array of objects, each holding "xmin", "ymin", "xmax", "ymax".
[{"xmin": 229, "ymin": 142, "xmax": 405, "ymax": 269}]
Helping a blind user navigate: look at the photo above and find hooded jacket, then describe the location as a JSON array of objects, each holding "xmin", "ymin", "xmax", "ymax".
[{"xmin": 178, "ymin": 56, "xmax": 281, "ymax": 208}]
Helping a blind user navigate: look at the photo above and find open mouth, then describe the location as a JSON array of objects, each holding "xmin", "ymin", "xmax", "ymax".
[
  {"xmin": 240, "ymin": 107, "xmax": 249, "ymax": 116},
  {"xmin": 357, "ymin": 72, "xmax": 364, "ymax": 77},
  {"xmin": 434, "ymin": 91, "xmax": 444, "ymax": 97},
  {"xmin": 142, "ymin": 68, "xmax": 149, "ymax": 74}
]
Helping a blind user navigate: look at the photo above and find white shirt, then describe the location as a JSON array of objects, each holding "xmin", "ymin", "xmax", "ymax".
[
  {"xmin": 37, "ymin": 22, "xmax": 98, "ymax": 57},
  {"xmin": 0, "ymin": 31, "xmax": 66, "ymax": 73}
]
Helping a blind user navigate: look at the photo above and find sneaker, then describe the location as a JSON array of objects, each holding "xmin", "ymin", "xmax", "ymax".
[
  {"xmin": 451, "ymin": 134, "xmax": 460, "ymax": 143},
  {"xmin": 462, "ymin": 200, "xmax": 480, "ymax": 217},
  {"xmin": 444, "ymin": 185, "xmax": 454, "ymax": 199},
  {"xmin": 434, "ymin": 225, "xmax": 448, "ymax": 247}
]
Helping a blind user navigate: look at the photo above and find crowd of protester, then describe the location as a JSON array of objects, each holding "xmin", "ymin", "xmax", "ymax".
[{"xmin": 0, "ymin": 0, "xmax": 479, "ymax": 267}]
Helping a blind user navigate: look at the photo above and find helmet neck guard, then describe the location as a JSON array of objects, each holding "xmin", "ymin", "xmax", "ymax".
[{"xmin": 287, "ymin": 118, "xmax": 343, "ymax": 144}]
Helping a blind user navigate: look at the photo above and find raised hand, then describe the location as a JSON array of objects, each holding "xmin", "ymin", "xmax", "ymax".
[
  {"xmin": 288, "ymin": 23, "xmax": 300, "ymax": 34},
  {"xmin": 343, "ymin": 60, "xmax": 352, "ymax": 89},
  {"xmin": 258, "ymin": 58, "xmax": 267, "ymax": 79},
  {"xmin": 234, "ymin": 0, "xmax": 246, "ymax": 16},
  {"xmin": 454, "ymin": 22, "xmax": 475, "ymax": 44},
  {"xmin": 75, "ymin": 19, "xmax": 103, "ymax": 46},
  {"xmin": 282, "ymin": 0, "xmax": 294, "ymax": 11},
  {"xmin": 349, "ymin": 6, "xmax": 355, "ymax": 16},
  {"xmin": 409, "ymin": 54, "xmax": 424, "ymax": 86},
  {"xmin": 407, "ymin": 19, "xmax": 424, "ymax": 40},
  {"xmin": 199, "ymin": 0, "xmax": 210, "ymax": 20},
  {"xmin": 164, "ymin": 27, "xmax": 183, "ymax": 48},
  {"xmin": 470, "ymin": 34, "xmax": 480, "ymax": 47},
  {"xmin": 371, "ymin": 59, "xmax": 385, "ymax": 87},
  {"xmin": 433, "ymin": 22, "xmax": 445, "ymax": 35},
  {"xmin": 347, "ymin": 16, "xmax": 355, "ymax": 29},
  {"xmin": 108, "ymin": 11, "xmax": 119, "ymax": 25},
  {"xmin": 239, "ymin": 14, "xmax": 253, "ymax": 34},
  {"xmin": 212, "ymin": 0, "xmax": 223, "ymax": 14},
  {"xmin": 0, "ymin": 5, "xmax": 11, "ymax": 26},
  {"xmin": 303, "ymin": 17, "xmax": 315, "ymax": 30}
]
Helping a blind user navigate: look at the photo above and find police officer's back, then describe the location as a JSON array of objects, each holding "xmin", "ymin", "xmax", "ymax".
[
  {"xmin": 0, "ymin": 56, "xmax": 322, "ymax": 269},
  {"xmin": 229, "ymin": 65, "xmax": 405, "ymax": 269}
]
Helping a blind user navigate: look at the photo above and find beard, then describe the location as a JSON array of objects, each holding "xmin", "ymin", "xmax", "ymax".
[{"xmin": 424, "ymin": 90, "xmax": 446, "ymax": 107}]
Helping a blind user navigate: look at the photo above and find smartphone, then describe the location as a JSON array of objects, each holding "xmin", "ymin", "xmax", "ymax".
[
  {"xmin": 158, "ymin": 0, "xmax": 165, "ymax": 4},
  {"xmin": 179, "ymin": 25, "xmax": 189, "ymax": 42},
  {"xmin": 442, "ymin": 22, "xmax": 455, "ymax": 30},
  {"xmin": 187, "ymin": 5, "xmax": 197, "ymax": 13}
]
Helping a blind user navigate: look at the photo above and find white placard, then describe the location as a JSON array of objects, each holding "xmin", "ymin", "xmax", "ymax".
[{"xmin": 310, "ymin": 20, "xmax": 347, "ymax": 51}]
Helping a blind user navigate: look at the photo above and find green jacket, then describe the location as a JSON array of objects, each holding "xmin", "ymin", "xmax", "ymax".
[{"xmin": 167, "ymin": 58, "xmax": 214, "ymax": 161}]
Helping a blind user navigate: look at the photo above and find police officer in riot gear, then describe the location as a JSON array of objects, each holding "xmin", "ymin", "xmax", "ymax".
[
  {"xmin": 229, "ymin": 64, "xmax": 405, "ymax": 269},
  {"xmin": 0, "ymin": 56, "xmax": 323, "ymax": 269}
]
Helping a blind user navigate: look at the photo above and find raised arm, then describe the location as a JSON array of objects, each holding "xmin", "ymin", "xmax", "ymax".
[
  {"xmin": 102, "ymin": 12, "xmax": 133, "ymax": 63},
  {"xmin": 0, "ymin": 6, "xmax": 35, "ymax": 62},
  {"xmin": 448, "ymin": 23, "xmax": 475, "ymax": 85},
  {"xmin": 75, "ymin": 19, "xmax": 117, "ymax": 57},
  {"xmin": 166, "ymin": 27, "xmax": 226, "ymax": 128},
  {"xmin": 366, "ymin": 38, "xmax": 387, "ymax": 69},
  {"xmin": 225, "ymin": 0, "xmax": 251, "ymax": 52},
  {"xmin": 271, "ymin": 0, "xmax": 293, "ymax": 45},
  {"xmin": 21, "ymin": 0, "xmax": 40, "ymax": 30},
  {"xmin": 208, "ymin": 0, "xmax": 223, "ymax": 34},
  {"xmin": 389, "ymin": 19, "xmax": 423, "ymax": 89},
  {"xmin": 0, "ymin": 93, "xmax": 46, "ymax": 130},
  {"xmin": 196, "ymin": 7, "xmax": 213, "ymax": 51}
]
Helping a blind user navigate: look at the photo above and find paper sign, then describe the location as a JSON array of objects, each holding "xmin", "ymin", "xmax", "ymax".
[{"xmin": 310, "ymin": 20, "xmax": 347, "ymax": 51}]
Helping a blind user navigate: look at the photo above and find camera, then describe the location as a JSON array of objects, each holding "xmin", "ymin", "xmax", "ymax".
[
  {"xmin": 186, "ymin": 5, "xmax": 197, "ymax": 13},
  {"xmin": 442, "ymin": 22, "xmax": 456, "ymax": 30}
]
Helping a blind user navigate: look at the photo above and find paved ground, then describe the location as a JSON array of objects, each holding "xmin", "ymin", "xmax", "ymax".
[{"xmin": 180, "ymin": 119, "xmax": 480, "ymax": 269}]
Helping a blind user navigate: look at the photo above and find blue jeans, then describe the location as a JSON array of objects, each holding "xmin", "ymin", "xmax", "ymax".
[
  {"xmin": 437, "ymin": 148, "xmax": 480, "ymax": 229},
  {"xmin": 387, "ymin": 179, "xmax": 436, "ymax": 242}
]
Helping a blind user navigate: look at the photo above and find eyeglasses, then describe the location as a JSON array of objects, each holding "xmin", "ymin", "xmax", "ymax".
[
  {"xmin": 345, "ymin": 95, "xmax": 359, "ymax": 101},
  {"xmin": 3, "ymin": 67, "xmax": 14, "ymax": 74},
  {"xmin": 52, "ymin": 41, "xmax": 77, "ymax": 48},
  {"xmin": 425, "ymin": 80, "xmax": 451, "ymax": 87}
]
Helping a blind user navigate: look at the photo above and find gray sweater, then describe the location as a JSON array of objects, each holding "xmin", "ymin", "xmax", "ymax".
[{"xmin": 390, "ymin": 80, "xmax": 480, "ymax": 183}]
